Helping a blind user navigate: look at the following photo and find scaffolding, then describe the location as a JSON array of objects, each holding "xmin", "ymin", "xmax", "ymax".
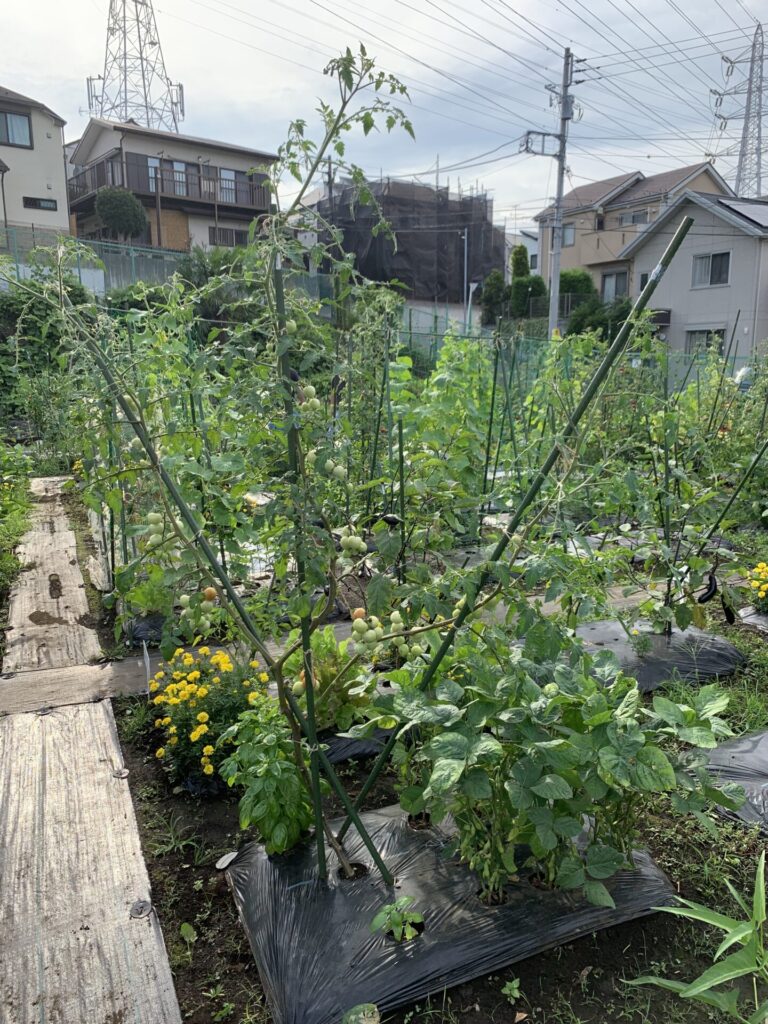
[{"xmin": 312, "ymin": 178, "xmax": 505, "ymax": 303}]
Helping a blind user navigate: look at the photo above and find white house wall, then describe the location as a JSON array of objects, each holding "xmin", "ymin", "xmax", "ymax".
[
  {"xmin": 631, "ymin": 200, "xmax": 768, "ymax": 360},
  {"xmin": 1, "ymin": 107, "xmax": 69, "ymax": 232},
  {"xmin": 188, "ymin": 214, "xmax": 256, "ymax": 249}
]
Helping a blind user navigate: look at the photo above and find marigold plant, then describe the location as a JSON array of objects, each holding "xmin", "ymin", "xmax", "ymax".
[
  {"xmin": 746, "ymin": 562, "xmax": 768, "ymax": 613},
  {"xmin": 150, "ymin": 646, "xmax": 269, "ymax": 782}
]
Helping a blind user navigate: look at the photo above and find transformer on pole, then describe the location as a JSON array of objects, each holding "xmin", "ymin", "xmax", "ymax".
[{"xmin": 87, "ymin": 0, "xmax": 184, "ymax": 132}]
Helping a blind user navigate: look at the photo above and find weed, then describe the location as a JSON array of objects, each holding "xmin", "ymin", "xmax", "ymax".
[{"xmin": 148, "ymin": 810, "xmax": 204, "ymax": 860}]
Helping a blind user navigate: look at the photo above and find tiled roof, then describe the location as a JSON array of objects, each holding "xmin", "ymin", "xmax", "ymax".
[{"xmin": 607, "ymin": 162, "xmax": 714, "ymax": 206}]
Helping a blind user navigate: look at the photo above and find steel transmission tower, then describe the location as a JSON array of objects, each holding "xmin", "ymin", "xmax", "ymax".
[
  {"xmin": 736, "ymin": 25, "xmax": 764, "ymax": 197},
  {"xmin": 87, "ymin": 0, "xmax": 184, "ymax": 132},
  {"xmin": 710, "ymin": 24, "xmax": 764, "ymax": 197}
]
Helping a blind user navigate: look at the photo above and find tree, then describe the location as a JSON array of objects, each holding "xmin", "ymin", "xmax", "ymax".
[
  {"xmin": 566, "ymin": 295, "xmax": 632, "ymax": 337},
  {"xmin": 510, "ymin": 243, "xmax": 530, "ymax": 279},
  {"xmin": 559, "ymin": 268, "xmax": 596, "ymax": 296},
  {"xmin": 509, "ymin": 274, "xmax": 547, "ymax": 318},
  {"xmin": 95, "ymin": 187, "xmax": 147, "ymax": 241},
  {"xmin": 480, "ymin": 269, "xmax": 509, "ymax": 325}
]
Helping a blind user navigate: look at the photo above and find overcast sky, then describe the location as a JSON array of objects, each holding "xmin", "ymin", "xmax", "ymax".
[{"xmin": 1, "ymin": 0, "xmax": 761, "ymax": 228}]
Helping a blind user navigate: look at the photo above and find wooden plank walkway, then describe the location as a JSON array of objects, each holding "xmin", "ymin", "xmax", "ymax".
[
  {"xmin": 0, "ymin": 478, "xmax": 182, "ymax": 1024},
  {"xmin": 3, "ymin": 477, "xmax": 102, "ymax": 673}
]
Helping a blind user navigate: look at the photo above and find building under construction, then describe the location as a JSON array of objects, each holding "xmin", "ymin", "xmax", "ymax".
[{"xmin": 311, "ymin": 178, "xmax": 505, "ymax": 303}]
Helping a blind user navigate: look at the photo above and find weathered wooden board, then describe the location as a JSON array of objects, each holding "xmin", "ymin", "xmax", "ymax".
[
  {"xmin": 0, "ymin": 700, "xmax": 182, "ymax": 1024},
  {"xmin": 3, "ymin": 477, "xmax": 102, "ymax": 673}
]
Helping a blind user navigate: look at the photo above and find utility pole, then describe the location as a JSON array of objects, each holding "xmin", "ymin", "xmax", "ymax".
[
  {"xmin": 462, "ymin": 226, "xmax": 468, "ymax": 331},
  {"xmin": 520, "ymin": 47, "xmax": 576, "ymax": 337},
  {"xmin": 549, "ymin": 49, "xmax": 574, "ymax": 338}
]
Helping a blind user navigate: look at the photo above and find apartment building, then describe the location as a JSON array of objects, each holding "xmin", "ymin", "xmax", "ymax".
[{"xmin": 67, "ymin": 118, "xmax": 276, "ymax": 251}]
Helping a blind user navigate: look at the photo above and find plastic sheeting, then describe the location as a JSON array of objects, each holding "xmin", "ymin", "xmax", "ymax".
[
  {"xmin": 226, "ymin": 805, "xmax": 673, "ymax": 1024},
  {"xmin": 575, "ymin": 620, "xmax": 745, "ymax": 693},
  {"xmin": 323, "ymin": 728, "xmax": 392, "ymax": 765},
  {"xmin": 739, "ymin": 606, "xmax": 768, "ymax": 635},
  {"xmin": 704, "ymin": 731, "xmax": 768, "ymax": 831}
]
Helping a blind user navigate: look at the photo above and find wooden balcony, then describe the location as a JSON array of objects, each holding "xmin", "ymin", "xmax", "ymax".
[{"xmin": 68, "ymin": 155, "xmax": 270, "ymax": 212}]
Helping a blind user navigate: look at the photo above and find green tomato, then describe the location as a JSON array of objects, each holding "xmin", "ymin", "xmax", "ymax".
[
  {"xmin": 332, "ymin": 465, "xmax": 347, "ymax": 481},
  {"xmin": 307, "ymin": 397, "xmax": 322, "ymax": 412},
  {"xmin": 199, "ymin": 617, "xmax": 211, "ymax": 633},
  {"xmin": 148, "ymin": 522, "xmax": 163, "ymax": 536},
  {"xmin": 179, "ymin": 594, "xmax": 190, "ymax": 608},
  {"xmin": 324, "ymin": 459, "xmax": 336, "ymax": 474},
  {"xmin": 147, "ymin": 534, "xmax": 163, "ymax": 549},
  {"xmin": 352, "ymin": 618, "xmax": 368, "ymax": 635},
  {"xmin": 542, "ymin": 683, "xmax": 559, "ymax": 698},
  {"xmin": 200, "ymin": 600, "xmax": 215, "ymax": 613},
  {"xmin": 285, "ymin": 318, "xmax": 298, "ymax": 335},
  {"xmin": 303, "ymin": 384, "xmax": 317, "ymax": 400},
  {"xmin": 292, "ymin": 680, "xmax": 306, "ymax": 696},
  {"xmin": 147, "ymin": 512, "xmax": 163, "ymax": 525}
]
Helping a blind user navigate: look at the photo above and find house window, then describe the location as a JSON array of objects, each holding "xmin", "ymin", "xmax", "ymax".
[
  {"xmin": 0, "ymin": 110, "xmax": 32, "ymax": 147},
  {"xmin": 529, "ymin": 253, "xmax": 538, "ymax": 270},
  {"xmin": 595, "ymin": 214, "xmax": 604, "ymax": 231},
  {"xmin": 618, "ymin": 209, "xmax": 648, "ymax": 226},
  {"xmin": 601, "ymin": 270, "xmax": 628, "ymax": 302},
  {"xmin": 686, "ymin": 329, "xmax": 725, "ymax": 355},
  {"xmin": 562, "ymin": 223, "xmax": 575, "ymax": 246},
  {"xmin": 23, "ymin": 196, "xmax": 57, "ymax": 211},
  {"xmin": 208, "ymin": 226, "xmax": 249, "ymax": 247},
  {"xmin": 692, "ymin": 251, "xmax": 730, "ymax": 287},
  {"xmin": 639, "ymin": 271, "xmax": 649, "ymax": 291},
  {"xmin": 219, "ymin": 169, "xmax": 236, "ymax": 203},
  {"xmin": 147, "ymin": 156, "xmax": 160, "ymax": 194},
  {"xmin": 172, "ymin": 161, "xmax": 186, "ymax": 197}
]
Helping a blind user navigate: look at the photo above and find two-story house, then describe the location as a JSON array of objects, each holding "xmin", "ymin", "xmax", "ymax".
[
  {"xmin": 67, "ymin": 118, "xmax": 277, "ymax": 251},
  {"xmin": 0, "ymin": 86, "xmax": 70, "ymax": 236},
  {"xmin": 619, "ymin": 190, "xmax": 768, "ymax": 360},
  {"xmin": 535, "ymin": 162, "xmax": 733, "ymax": 301}
]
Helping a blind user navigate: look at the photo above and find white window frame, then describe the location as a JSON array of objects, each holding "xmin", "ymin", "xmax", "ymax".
[
  {"xmin": 685, "ymin": 327, "xmax": 726, "ymax": 355},
  {"xmin": 691, "ymin": 250, "xmax": 731, "ymax": 288},
  {"xmin": 618, "ymin": 208, "xmax": 649, "ymax": 227},
  {"xmin": 601, "ymin": 270, "xmax": 628, "ymax": 302}
]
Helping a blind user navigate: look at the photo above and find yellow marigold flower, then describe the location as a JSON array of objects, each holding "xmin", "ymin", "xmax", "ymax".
[
  {"xmin": 203, "ymin": 745, "xmax": 214, "ymax": 756},
  {"xmin": 167, "ymin": 697, "xmax": 180, "ymax": 706},
  {"xmin": 199, "ymin": 646, "xmax": 210, "ymax": 656},
  {"xmin": 169, "ymin": 736, "xmax": 178, "ymax": 746},
  {"xmin": 203, "ymin": 763, "xmax": 214, "ymax": 776},
  {"xmin": 166, "ymin": 683, "xmax": 178, "ymax": 694},
  {"xmin": 248, "ymin": 691, "xmax": 260, "ymax": 705},
  {"xmin": 212, "ymin": 676, "xmax": 221, "ymax": 684},
  {"xmin": 149, "ymin": 681, "xmax": 159, "ymax": 692},
  {"xmin": 198, "ymin": 724, "xmax": 209, "ymax": 735},
  {"xmin": 752, "ymin": 581, "xmax": 761, "ymax": 589},
  {"xmin": 259, "ymin": 672, "xmax": 269, "ymax": 683},
  {"xmin": 201, "ymin": 756, "xmax": 210, "ymax": 765},
  {"xmin": 197, "ymin": 711, "xmax": 209, "ymax": 723},
  {"xmin": 197, "ymin": 687, "xmax": 209, "ymax": 698},
  {"xmin": 172, "ymin": 672, "xmax": 183, "ymax": 680},
  {"xmin": 190, "ymin": 729, "xmax": 200, "ymax": 742},
  {"xmin": 162, "ymin": 717, "xmax": 171, "ymax": 726},
  {"xmin": 182, "ymin": 654, "xmax": 194, "ymax": 667},
  {"xmin": 189, "ymin": 701, "xmax": 197, "ymax": 708},
  {"xmin": 168, "ymin": 725, "xmax": 177, "ymax": 735},
  {"xmin": 188, "ymin": 671, "xmax": 201, "ymax": 682},
  {"xmin": 242, "ymin": 679, "xmax": 251, "ymax": 687},
  {"xmin": 153, "ymin": 695, "xmax": 166, "ymax": 705},
  {"xmin": 249, "ymin": 660, "xmax": 260, "ymax": 669},
  {"xmin": 173, "ymin": 648, "xmax": 185, "ymax": 659},
  {"xmin": 154, "ymin": 718, "xmax": 163, "ymax": 727},
  {"xmin": 155, "ymin": 671, "xmax": 165, "ymax": 680},
  {"xmin": 155, "ymin": 748, "xmax": 165, "ymax": 758}
]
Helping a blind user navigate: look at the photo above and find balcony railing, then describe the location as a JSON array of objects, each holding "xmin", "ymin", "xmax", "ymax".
[{"xmin": 68, "ymin": 157, "xmax": 269, "ymax": 210}]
